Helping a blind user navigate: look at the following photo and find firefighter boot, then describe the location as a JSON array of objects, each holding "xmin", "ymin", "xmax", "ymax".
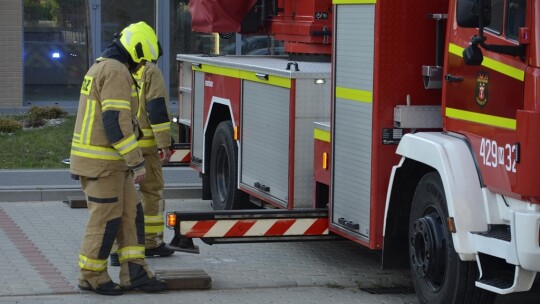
[
  {"xmin": 124, "ymin": 276, "xmax": 167, "ymax": 292},
  {"xmin": 145, "ymin": 243, "xmax": 175, "ymax": 257},
  {"xmin": 78, "ymin": 279, "xmax": 123, "ymax": 296},
  {"xmin": 120, "ymin": 261, "xmax": 167, "ymax": 292}
]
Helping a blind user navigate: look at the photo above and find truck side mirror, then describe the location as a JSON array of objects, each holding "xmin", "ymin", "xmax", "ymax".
[
  {"xmin": 456, "ymin": 0, "xmax": 491, "ymax": 28},
  {"xmin": 463, "ymin": 43, "xmax": 484, "ymax": 65}
]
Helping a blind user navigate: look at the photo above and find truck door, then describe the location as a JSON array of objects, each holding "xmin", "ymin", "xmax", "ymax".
[{"xmin": 444, "ymin": 0, "xmax": 528, "ymax": 195}]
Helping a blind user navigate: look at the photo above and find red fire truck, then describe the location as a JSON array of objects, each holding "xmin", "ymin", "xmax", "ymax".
[{"xmin": 168, "ymin": 0, "xmax": 539, "ymax": 303}]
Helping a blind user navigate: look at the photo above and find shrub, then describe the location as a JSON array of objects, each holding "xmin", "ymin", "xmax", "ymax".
[
  {"xmin": 28, "ymin": 105, "xmax": 68, "ymax": 120},
  {"xmin": 23, "ymin": 115, "xmax": 46, "ymax": 128},
  {"xmin": 0, "ymin": 117, "xmax": 22, "ymax": 133}
]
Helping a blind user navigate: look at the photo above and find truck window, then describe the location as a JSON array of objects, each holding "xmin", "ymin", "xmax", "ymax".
[
  {"xmin": 486, "ymin": 0, "xmax": 504, "ymax": 34},
  {"xmin": 506, "ymin": 0, "xmax": 526, "ymax": 40}
]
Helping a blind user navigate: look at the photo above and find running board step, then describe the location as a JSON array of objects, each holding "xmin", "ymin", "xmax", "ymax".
[
  {"xmin": 471, "ymin": 226, "xmax": 537, "ymax": 294},
  {"xmin": 470, "ymin": 225, "xmax": 513, "ymax": 261},
  {"xmin": 472, "ymin": 224, "xmax": 511, "ymax": 241},
  {"xmin": 475, "ymin": 253, "xmax": 537, "ymax": 294},
  {"xmin": 476, "ymin": 253, "xmax": 515, "ymax": 291}
]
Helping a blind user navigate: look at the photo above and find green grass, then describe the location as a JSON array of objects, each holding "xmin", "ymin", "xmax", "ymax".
[
  {"xmin": 0, "ymin": 115, "xmax": 75, "ymax": 169},
  {"xmin": 0, "ymin": 113, "xmax": 180, "ymax": 169}
]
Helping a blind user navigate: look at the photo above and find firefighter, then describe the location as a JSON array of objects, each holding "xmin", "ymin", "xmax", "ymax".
[
  {"xmin": 109, "ymin": 26, "xmax": 174, "ymax": 267},
  {"xmin": 133, "ymin": 57, "xmax": 176, "ymax": 257},
  {"xmin": 70, "ymin": 21, "xmax": 166, "ymax": 295}
]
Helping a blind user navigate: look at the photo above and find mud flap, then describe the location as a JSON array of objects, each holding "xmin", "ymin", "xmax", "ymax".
[{"xmin": 169, "ymin": 232, "xmax": 200, "ymax": 254}]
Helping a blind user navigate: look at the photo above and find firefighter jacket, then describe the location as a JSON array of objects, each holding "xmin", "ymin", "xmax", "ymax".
[
  {"xmin": 70, "ymin": 57, "xmax": 145, "ymax": 177},
  {"xmin": 132, "ymin": 62, "xmax": 171, "ymax": 155}
]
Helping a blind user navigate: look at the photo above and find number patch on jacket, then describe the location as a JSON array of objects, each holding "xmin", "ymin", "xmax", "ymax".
[{"xmin": 81, "ymin": 76, "xmax": 93, "ymax": 95}]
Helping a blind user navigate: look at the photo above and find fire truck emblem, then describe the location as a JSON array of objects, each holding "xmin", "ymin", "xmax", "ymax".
[{"xmin": 475, "ymin": 71, "xmax": 489, "ymax": 107}]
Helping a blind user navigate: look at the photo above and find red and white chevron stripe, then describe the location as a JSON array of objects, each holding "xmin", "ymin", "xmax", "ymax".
[
  {"xmin": 180, "ymin": 218, "xmax": 329, "ymax": 238},
  {"xmin": 167, "ymin": 148, "xmax": 190, "ymax": 163}
]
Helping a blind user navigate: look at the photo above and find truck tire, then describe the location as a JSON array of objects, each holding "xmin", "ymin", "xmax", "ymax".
[
  {"xmin": 210, "ymin": 121, "xmax": 244, "ymax": 210},
  {"xmin": 409, "ymin": 172, "xmax": 495, "ymax": 304}
]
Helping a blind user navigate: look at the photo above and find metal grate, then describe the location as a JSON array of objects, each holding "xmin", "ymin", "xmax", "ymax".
[
  {"xmin": 473, "ymin": 225, "xmax": 511, "ymax": 242},
  {"xmin": 359, "ymin": 286, "xmax": 416, "ymax": 295}
]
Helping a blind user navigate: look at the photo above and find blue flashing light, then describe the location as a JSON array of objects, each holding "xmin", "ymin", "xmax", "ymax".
[{"xmin": 51, "ymin": 52, "xmax": 61, "ymax": 59}]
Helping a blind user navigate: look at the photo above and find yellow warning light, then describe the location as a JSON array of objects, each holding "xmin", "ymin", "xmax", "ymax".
[
  {"xmin": 166, "ymin": 213, "xmax": 177, "ymax": 229},
  {"xmin": 447, "ymin": 217, "xmax": 456, "ymax": 233},
  {"xmin": 322, "ymin": 152, "xmax": 328, "ymax": 170},
  {"xmin": 234, "ymin": 126, "xmax": 238, "ymax": 140}
]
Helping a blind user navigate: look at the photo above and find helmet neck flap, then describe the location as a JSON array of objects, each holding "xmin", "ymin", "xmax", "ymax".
[{"xmin": 99, "ymin": 41, "xmax": 138, "ymax": 71}]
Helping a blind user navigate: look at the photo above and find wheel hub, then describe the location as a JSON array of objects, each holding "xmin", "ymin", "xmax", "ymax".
[{"xmin": 410, "ymin": 211, "xmax": 446, "ymax": 287}]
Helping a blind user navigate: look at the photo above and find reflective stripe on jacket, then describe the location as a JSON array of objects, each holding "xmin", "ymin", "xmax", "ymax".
[
  {"xmin": 132, "ymin": 62, "xmax": 171, "ymax": 155},
  {"xmin": 70, "ymin": 58, "xmax": 144, "ymax": 177}
]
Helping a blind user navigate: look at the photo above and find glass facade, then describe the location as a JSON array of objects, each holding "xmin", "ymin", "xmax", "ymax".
[
  {"xmin": 23, "ymin": 0, "xmax": 155, "ymax": 105},
  {"xmin": 169, "ymin": 0, "xmax": 203, "ymax": 99},
  {"xmin": 168, "ymin": 0, "xmax": 281, "ymax": 98},
  {"xmin": 100, "ymin": 0, "xmax": 155, "ymax": 50},
  {"xmin": 23, "ymin": 0, "xmax": 89, "ymax": 104},
  {"xmin": 22, "ymin": 0, "xmax": 282, "ymax": 106}
]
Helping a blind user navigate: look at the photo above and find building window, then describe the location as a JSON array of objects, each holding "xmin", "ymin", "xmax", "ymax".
[
  {"xmin": 23, "ymin": 0, "xmax": 88, "ymax": 104},
  {"xmin": 100, "ymin": 0, "xmax": 155, "ymax": 52},
  {"xmin": 169, "ymin": 0, "xmax": 210, "ymax": 98},
  {"xmin": 168, "ymin": 0, "xmax": 283, "ymax": 98}
]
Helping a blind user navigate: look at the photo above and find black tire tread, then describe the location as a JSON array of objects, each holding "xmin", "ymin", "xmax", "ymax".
[
  {"xmin": 209, "ymin": 121, "xmax": 246, "ymax": 210},
  {"xmin": 410, "ymin": 172, "xmax": 495, "ymax": 304}
]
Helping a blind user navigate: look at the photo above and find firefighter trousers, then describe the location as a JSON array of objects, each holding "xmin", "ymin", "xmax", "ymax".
[
  {"xmin": 139, "ymin": 151, "xmax": 166, "ymax": 249},
  {"xmin": 78, "ymin": 170, "xmax": 155, "ymax": 289}
]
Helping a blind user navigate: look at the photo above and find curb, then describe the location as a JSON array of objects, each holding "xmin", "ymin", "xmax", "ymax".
[{"xmin": 0, "ymin": 185, "xmax": 202, "ymax": 202}]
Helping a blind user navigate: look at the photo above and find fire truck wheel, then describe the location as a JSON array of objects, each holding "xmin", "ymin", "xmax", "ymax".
[
  {"xmin": 210, "ymin": 121, "xmax": 244, "ymax": 210},
  {"xmin": 408, "ymin": 172, "xmax": 495, "ymax": 304}
]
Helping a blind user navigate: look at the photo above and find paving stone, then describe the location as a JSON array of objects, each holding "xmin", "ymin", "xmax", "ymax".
[{"xmin": 0, "ymin": 198, "xmax": 538, "ymax": 304}]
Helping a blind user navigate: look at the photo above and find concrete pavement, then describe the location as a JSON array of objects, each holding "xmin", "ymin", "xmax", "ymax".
[
  {"xmin": 0, "ymin": 168, "xmax": 539, "ymax": 303},
  {"xmin": 0, "ymin": 198, "xmax": 538, "ymax": 304},
  {"xmin": 0, "ymin": 198, "xmax": 419, "ymax": 304}
]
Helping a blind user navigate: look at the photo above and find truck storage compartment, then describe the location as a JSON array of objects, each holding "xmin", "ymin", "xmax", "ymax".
[
  {"xmin": 240, "ymin": 65, "xmax": 330, "ymax": 208},
  {"xmin": 190, "ymin": 71, "xmax": 205, "ymax": 168}
]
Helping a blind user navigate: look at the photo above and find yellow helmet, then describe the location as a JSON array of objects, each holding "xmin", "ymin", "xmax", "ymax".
[
  {"xmin": 116, "ymin": 21, "xmax": 159, "ymax": 63},
  {"xmin": 136, "ymin": 22, "xmax": 163, "ymax": 61}
]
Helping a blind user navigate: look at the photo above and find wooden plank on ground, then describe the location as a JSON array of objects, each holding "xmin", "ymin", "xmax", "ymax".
[
  {"xmin": 155, "ymin": 269, "xmax": 212, "ymax": 290},
  {"xmin": 64, "ymin": 196, "xmax": 87, "ymax": 208}
]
